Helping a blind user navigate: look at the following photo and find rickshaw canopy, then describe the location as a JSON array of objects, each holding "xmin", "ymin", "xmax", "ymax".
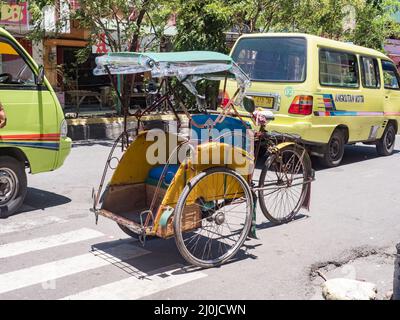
[{"xmin": 93, "ymin": 51, "xmax": 250, "ymax": 100}]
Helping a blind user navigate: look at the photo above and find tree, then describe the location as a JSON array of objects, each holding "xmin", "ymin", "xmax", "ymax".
[
  {"xmin": 226, "ymin": 0, "xmax": 297, "ymax": 34},
  {"xmin": 173, "ymin": 0, "xmax": 233, "ymax": 110},
  {"xmin": 174, "ymin": 0, "xmax": 231, "ymax": 53},
  {"xmin": 351, "ymin": 0, "xmax": 400, "ymax": 50},
  {"xmin": 27, "ymin": 0, "xmax": 173, "ymax": 114},
  {"xmin": 226, "ymin": 0, "xmax": 400, "ymax": 51}
]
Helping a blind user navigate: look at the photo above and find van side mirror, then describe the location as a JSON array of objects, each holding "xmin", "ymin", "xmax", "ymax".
[
  {"xmin": 243, "ymin": 96, "xmax": 256, "ymax": 113},
  {"xmin": 36, "ymin": 65, "xmax": 45, "ymax": 85}
]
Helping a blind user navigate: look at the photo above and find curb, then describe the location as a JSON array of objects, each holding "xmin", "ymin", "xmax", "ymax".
[
  {"xmin": 67, "ymin": 120, "xmax": 137, "ymax": 141},
  {"xmin": 66, "ymin": 115, "xmax": 187, "ymax": 141}
]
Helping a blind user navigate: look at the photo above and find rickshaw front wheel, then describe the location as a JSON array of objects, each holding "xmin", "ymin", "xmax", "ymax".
[
  {"xmin": 258, "ymin": 144, "xmax": 312, "ymax": 224},
  {"xmin": 174, "ymin": 167, "xmax": 253, "ymax": 268}
]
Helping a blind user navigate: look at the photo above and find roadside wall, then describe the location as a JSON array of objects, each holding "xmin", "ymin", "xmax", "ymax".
[{"xmin": 67, "ymin": 117, "xmax": 185, "ymax": 141}]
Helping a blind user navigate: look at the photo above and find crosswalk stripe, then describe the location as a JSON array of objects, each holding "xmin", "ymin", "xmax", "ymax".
[
  {"xmin": 0, "ymin": 216, "xmax": 67, "ymax": 235},
  {"xmin": 0, "ymin": 243, "xmax": 150, "ymax": 295},
  {"xmin": 0, "ymin": 228, "xmax": 104, "ymax": 259},
  {"xmin": 61, "ymin": 264, "xmax": 207, "ymax": 300}
]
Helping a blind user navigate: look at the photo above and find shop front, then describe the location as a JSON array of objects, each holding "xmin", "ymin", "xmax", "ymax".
[{"xmin": 43, "ymin": 37, "xmax": 112, "ymax": 114}]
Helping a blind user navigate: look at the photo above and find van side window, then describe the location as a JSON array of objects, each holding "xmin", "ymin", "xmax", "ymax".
[
  {"xmin": 0, "ymin": 39, "xmax": 35, "ymax": 86},
  {"xmin": 319, "ymin": 49, "xmax": 359, "ymax": 88},
  {"xmin": 361, "ymin": 57, "xmax": 380, "ymax": 88},
  {"xmin": 381, "ymin": 60, "xmax": 400, "ymax": 90}
]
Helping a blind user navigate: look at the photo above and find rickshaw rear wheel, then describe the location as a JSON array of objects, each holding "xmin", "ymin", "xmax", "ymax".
[
  {"xmin": 258, "ymin": 144, "xmax": 311, "ymax": 224},
  {"xmin": 174, "ymin": 167, "xmax": 253, "ymax": 268}
]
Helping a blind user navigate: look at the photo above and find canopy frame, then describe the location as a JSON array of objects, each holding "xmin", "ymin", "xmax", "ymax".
[{"xmin": 95, "ymin": 51, "xmax": 251, "ymax": 149}]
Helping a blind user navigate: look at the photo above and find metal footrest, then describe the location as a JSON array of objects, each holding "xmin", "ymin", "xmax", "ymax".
[{"xmin": 95, "ymin": 209, "xmax": 143, "ymax": 235}]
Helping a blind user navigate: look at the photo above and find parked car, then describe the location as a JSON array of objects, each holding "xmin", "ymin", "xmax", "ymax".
[
  {"xmin": 0, "ymin": 27, "xmax": 71, "ymax": 217},
  {"xmin": 223, "ymin": 33, "xmax": 400, "ymax": 167}
]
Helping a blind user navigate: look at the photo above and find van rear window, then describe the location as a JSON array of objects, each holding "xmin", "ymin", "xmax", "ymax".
[{"xmin": 231, "ymin": 37, "xmax": 307, "ymax": 82}]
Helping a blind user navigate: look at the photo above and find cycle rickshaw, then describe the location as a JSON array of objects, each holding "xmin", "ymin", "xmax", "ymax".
[{"xmin": 91, "ymin": 51, "xmax": 313, "ymax": 268}]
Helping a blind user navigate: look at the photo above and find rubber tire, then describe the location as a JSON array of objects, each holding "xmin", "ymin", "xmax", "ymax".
[
  {"xmin": 321, "ymin": 130, "xmax": 345, "ymax": 167},
  {"xmin": 258, "ymin": 144, "xmax": 312, "ymax": 224},
  {"xmin": 117, "ymin": 223, "xmax": 140, "ymax": 238},
  {"xmin": 376, "ymin": 124, "xmax": 396, "ymax": 156},
  {"xmin": 174, "ymin": 167, "xmax": 253, "ymax": 268},
  {"xmin": 0, "ymin": 156, "xmax": 27, "ymax": 218}
]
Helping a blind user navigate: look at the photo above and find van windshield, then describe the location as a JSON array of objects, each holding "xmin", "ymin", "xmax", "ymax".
[{"xmin": 231, "ymin": 37, "xmax": 307, "ymax": 82}]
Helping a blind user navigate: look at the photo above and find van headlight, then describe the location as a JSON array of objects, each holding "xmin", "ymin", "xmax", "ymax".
[{"xmin": 60, "ymin": 119, "xmax": 68, "ymax": 138}]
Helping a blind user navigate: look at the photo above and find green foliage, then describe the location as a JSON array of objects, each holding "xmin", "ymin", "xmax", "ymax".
[
  {"xmin": 21, "ymin": 0, "xmax": 400, "ymax": 113},
  {"xmin": 172, "ymin": 0, "xmax": 232, "ymax": 110},
  {"xmin": 26, "ymin": 0, "xmax": 174, "ymax": 54},
  {"xmin": 174, "ymin": 0, "xmax": 231, "ymax": 53},
  {"xmin": 25, "ymin": 0, "xmax": 400, "ymax": 54},
  {"xmin": 351, "ymin": 0, "xmax": 400, "ymax": 50}
]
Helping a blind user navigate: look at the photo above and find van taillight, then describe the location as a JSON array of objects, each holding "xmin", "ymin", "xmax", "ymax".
[
  {"xmin": 218, "ymin": 90, "xmax": 230, "ymax": 108},
  {"xmin": 288, "ymin": 96, "xmax": 313, "ymax": 115}
]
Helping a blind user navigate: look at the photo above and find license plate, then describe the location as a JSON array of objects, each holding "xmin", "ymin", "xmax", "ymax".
[{"xmin": 253, "ymin": 96, "xmax": 274, "ymax": 109}]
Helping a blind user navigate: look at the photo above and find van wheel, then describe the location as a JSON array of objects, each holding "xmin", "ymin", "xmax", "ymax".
[
  {"xmin": 321, "ymin": 130, "xmax": 345, "ymax": 167},
  {"xmin": 376, "ymin": 124, "xmax": 396, "ymax": 156},
  {"xmin": 0, "ymin": 156, "xmax": 27, "ymax": 218}
]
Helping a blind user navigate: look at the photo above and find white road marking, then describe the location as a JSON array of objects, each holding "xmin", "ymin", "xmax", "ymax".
[
  {"xmin": 61, "ymin": 264, "xmax": 207, "ymax": 300},
  {"xmin": 0, "ymin": 216, "xmax": 67, "ymax": 235},
  {"xmin": 0, "ymin": 228, "xmax": 104, "ymax": 259},
  {"xmin": 0, "ymin": 243, "xmax": 150, "ymax": 295}
]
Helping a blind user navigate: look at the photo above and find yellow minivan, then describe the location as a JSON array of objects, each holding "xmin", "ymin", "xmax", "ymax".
[{"xmin": 226, "ymin": 33, "xmax": 400, "ymax": 167}]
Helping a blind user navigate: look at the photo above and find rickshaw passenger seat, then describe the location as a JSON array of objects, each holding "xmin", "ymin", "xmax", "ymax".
[
  {"xmin": 147, "ymin": 164, "xmax": 179, "ymax": 185},
  {"xmin": 190, "ymin": 114, "xmax": 251, "ymax": 152},
  {"xmin": 146, "ymin": 115, "xmax": 251, "ymax": 186}
]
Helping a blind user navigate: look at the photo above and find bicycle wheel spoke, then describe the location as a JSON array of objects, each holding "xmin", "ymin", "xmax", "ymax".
[
  {"xmin": 258, "ymin": 147, "xmax": 310, "ymax": 223},
  {"xmin": 175, "ymin": 168, "xmax": 252, "ymax": 267}
]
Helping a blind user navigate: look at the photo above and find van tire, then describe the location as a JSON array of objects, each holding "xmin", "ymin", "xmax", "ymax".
[
  {"xmin": 0, "ymin": 156, "xmax": 27, "ymax": 218},
  {"xmin": 376, "ymin": 124, "xmax": 396, "ymax": 156},
  {"xmin": 321, "ymin": 130, "xmax": 345, "ymax": 167}
]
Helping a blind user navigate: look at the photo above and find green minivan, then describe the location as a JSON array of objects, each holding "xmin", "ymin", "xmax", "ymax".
[{"xmin": 0, "ymin": 27, "xmax": 71, "ymax": 217}]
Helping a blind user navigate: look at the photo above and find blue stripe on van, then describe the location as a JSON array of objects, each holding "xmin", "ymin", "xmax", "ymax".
[{"xmin": 0, "ymin": 141, "xmax": 60, "ymax": 150}]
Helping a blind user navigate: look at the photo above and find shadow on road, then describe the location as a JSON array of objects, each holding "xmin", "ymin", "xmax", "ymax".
[
  {"xmin": 256, "ymin": 213, "xmax": 310, "ymax": 231},
  {"xmin": 89, "ymin": 211, "xmax": 310, "ymax": 276},
  {"xmin": 20, "ymin": 187, "xmax": 72, "ymax": 214},
  {"xmin": 255, "ymin": 144, "xmax": 399, "ymax": 172},
  {"xmin": 312, "ymin": 145, "xmax": 400, "ymax": 171},
  {"xmin": 91, "ymin": 235, "xmax": 259, "ymax": 277}
]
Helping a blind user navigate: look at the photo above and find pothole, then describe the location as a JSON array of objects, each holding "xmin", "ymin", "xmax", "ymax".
[{"xmin": 308, "ymin": 246, "xmax": 397, "ymax": 300}]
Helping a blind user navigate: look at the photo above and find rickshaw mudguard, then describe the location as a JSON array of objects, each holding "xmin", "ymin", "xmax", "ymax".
[
  {"xmin": 159, "ymin": 207, "xmax": 174, "ymax": 229},
  {"xmin": 271, "ymin": 141, "xmax": 296, "ymax": 152},
  {"xmin": 159, "ymin": 142, "xmax": 254, "ymax": 207}
]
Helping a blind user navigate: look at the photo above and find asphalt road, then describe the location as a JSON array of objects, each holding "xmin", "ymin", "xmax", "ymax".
[{"xmin": 0, "ymin": 138, "xmax": 399, "ymax": 300}]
